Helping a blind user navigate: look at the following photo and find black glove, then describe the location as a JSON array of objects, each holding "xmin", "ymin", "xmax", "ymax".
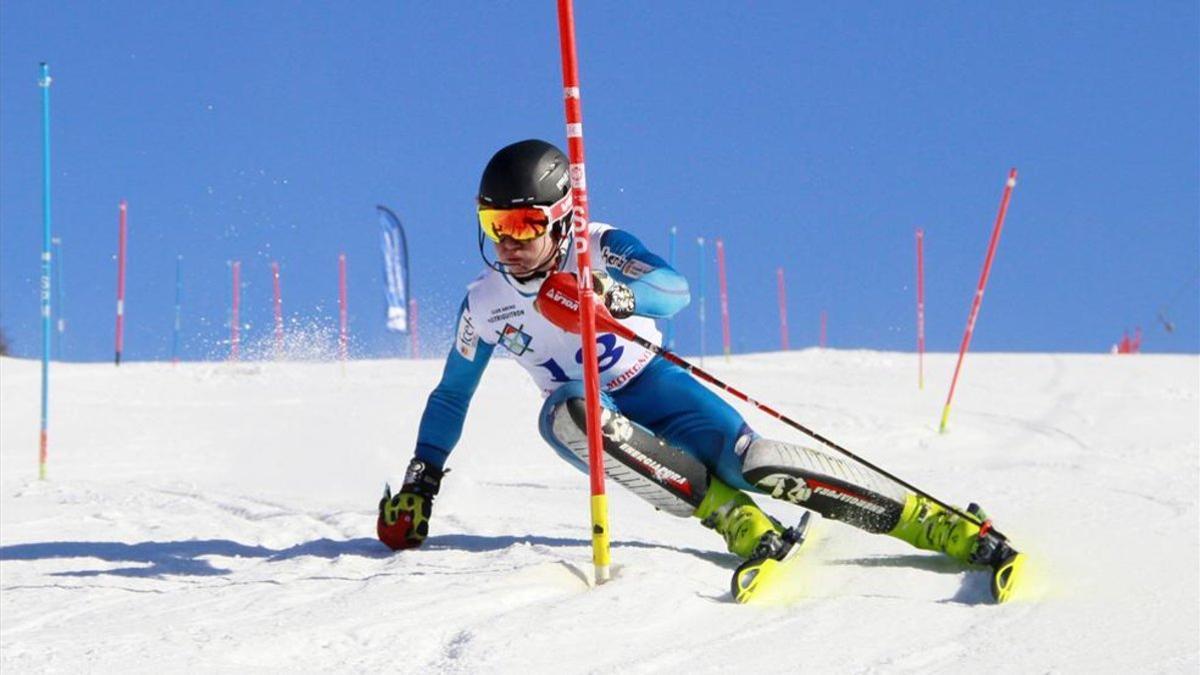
[
  {"xmin": 592, "ymin": 271, "xmax": 636, "ymax": 319},
  {"xmin": 377, "ymin": 458, "xmax": 444, "ymax": 551}
]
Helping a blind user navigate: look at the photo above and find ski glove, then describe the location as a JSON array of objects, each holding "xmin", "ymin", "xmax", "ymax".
[
  {"xmin": 377, "ymin": 458, "xmax": 444, "ymax": 551},
  {"xmin": 592, "ymin": 271, "xmax": 636, "ymax": 319}
]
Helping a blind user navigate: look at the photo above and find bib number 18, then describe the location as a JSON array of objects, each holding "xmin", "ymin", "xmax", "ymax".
[{"xmin": 537, "ymin": 333, "xmax": 625, "ymax": 383}]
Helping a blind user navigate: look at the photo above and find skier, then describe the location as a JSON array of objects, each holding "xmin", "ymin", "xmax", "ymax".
[{"xmin": 378, "ymin": 139, "xmax": 1018, "ymax": 599}]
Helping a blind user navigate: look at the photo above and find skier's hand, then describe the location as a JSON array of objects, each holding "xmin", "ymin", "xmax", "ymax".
[
  {"xmin": 535, "ymin": 272, "xmax": 618, "ymax": 334},
  {"xmin": 592, "ymin": 271, "xmax": 636, "ymax": 319},
  {"xmin": 377, "ymin": 459, "xmax": 443, "ymax": 551}
]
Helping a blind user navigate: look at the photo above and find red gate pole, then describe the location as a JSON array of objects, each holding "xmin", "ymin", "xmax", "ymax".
[
  {"xmin": 556, "ymin": 0, "xmax": 611, "ymax": 584},
  {"xmin": 777, "ymin": 267, "xmax": 789, "ymax": 351},
  {"xmin": 940, "ymin": 169, "xmax": 1018, "ymax": 433},
  {"xmin": 916, "ymin": 229, "xmax": 925, "ymax": 389},
  {"xmin": 114, "ymin": 200, "xmax": 128, "ymax": 365},
  {"xmin": 716, "ymin": 239, "xmax": 731, "ymax": 360}
]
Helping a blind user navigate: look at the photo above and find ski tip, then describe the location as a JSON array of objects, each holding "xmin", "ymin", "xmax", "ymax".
[
  {"xmin": 991, "ymin": 551, "xmax": 1028, "ymax": 603},
  {"xmin": 731, "ymin": 558, "xmax": 770, "ymax": 604}
]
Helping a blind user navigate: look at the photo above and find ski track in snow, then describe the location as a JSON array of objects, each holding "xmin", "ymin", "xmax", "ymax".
[{"xmin": 1, "ymin": 352, "xmax": 1197, "ymax": 673}]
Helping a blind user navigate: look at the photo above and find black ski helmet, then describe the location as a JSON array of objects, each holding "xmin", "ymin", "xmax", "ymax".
[
  {"xmin": 478, "ymin": 139, "xmax": 571, "ymax": 209},
  {"xmin": 476, "ymin": 139, "xmax": 574, "ymax": 275}
]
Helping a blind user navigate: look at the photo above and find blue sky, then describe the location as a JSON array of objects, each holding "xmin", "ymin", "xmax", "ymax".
[{"xmin": 2, "ymin": 2, "xmax": 1197, "ymax": 361}]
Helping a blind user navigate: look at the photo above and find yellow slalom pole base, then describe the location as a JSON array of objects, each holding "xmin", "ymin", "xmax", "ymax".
[
  {"xmin": 591, "ymin": 493, "xmax": 612, "ymax": 584},
  {"xmin": 938, "ymin": 404, "xmax": 951, "ymax": 434},
  {"xmin": 38, "ymin": 462, "xmax": 47, "ymax": 481}
]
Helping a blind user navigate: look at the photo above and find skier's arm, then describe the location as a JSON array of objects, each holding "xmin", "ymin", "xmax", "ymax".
[
  {"xmin": 413, "ymin": 300, "xmax": 495, "ymax": 469},
  {"xmin": 379, "ymin": 299, "xmax": 493, "ymax": 551},
  {"xmin": 599, "ymin": 228, "xmax": 690, "ymax": 318}
]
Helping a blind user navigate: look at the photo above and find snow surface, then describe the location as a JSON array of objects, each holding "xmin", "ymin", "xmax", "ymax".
[{"xmin": 2, "ymin": 351, "xmax": 1197, "ymax": 673}]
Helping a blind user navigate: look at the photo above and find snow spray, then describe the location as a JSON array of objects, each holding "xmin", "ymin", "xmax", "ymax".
[
  {"xmin": 338, "ymin": 254, "xmax": 348, "ymax": 362},
  {"xmin": 230, "ymin": 261, "xmax": 241, "ymax": 361},
  {"xmin": 272, "ymin": 262, "xmax": 283, "ymax": 358}
]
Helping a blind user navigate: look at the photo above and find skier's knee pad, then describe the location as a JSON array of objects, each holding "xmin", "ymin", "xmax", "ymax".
[
  {"xmin": 546, "ymin": 397, "xmax": 709, "ymax": 517},
  {"xmin": 740, "ymin": 437, "xmax": 908, "ymax": 533}
]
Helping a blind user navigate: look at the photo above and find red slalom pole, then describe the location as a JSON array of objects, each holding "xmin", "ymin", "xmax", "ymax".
[
  {"xmin": 940, "ymin": 169, "xmax": 1018, "ymax": 433},
  {"xmin": 556, "ymin": 0, "xmax": 611, "ymax": 584},
  {"xmin": 820, "ymin": 310, "xmax": 827, "ymax": 348},
  {"xmin": 916, "ymin": 229, "xmax": 926, "ymax": 389},
  {"xmin": 716, "ymin": 239, "xmax": 731, "ymax": 360},
  {"xmin": 338, "ymin": 253, "xmax": 348, "ymax": 362},
  {"xmin": 272, "ymin": 262, "xmax": 283, "ymax": 358},
  {"xmin": 777, "ymin": 267, "xmax": 789, "ymax": 351},
  {"xmin": 114, "ymin": 200, "xmax": 128, "ymax": 365},
  {"xmin": 408, "ymin": 298, "xmax": 420, "ymax": 359},
  {"xmin": 230, "ymin": 261, "xmax": 241, "ymax": 361}
]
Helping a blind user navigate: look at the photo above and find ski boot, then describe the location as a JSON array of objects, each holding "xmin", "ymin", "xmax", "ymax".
[
  {"xmin": 729, "ymin": 512, "xmax": 813, "ymax": 603},
  {"xmin": 963, "ymin": 503, "xmax": 1027, "ymax": 603},
  {"xmin": 889, "ymin": 496, "xmax": 1026, "ymax": 602},
  {"xmin": 693, "ymin": 477, "xmax": 815, "ymax": 603},
  {"xmin": 695, "ymin": 476, "xmax": 784, "ymax": 559}
]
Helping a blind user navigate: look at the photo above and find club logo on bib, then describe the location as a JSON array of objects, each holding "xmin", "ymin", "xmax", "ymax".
[{"xmin": 497, "ymin": 323, "xmax": 534, "ymax": 356}]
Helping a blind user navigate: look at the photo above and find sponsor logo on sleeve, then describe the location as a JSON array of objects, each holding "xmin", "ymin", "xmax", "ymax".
[
  {"xmin": 457, "ymin": 312, "xmax": 478, "ymax": 361},
  {"xmin": 621, "ymin": 259, "xmax": 653, "ymax": 279},
  {"xmin": 601, "ymin": 246, "xmax": 628, "ymax": 271}
]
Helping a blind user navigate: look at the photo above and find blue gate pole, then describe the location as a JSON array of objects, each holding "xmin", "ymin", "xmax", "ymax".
[
  {"xmin": 665, "ymin": 226, "xmax": 677, "ymax": 350},
  {"xmin": 38, "ymin": 63, "xmax": 53, "ymax": 480}
]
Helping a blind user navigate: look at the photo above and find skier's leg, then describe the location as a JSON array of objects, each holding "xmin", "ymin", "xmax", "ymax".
[
  {"xmin": 615, "ymin": 358, "xmax": 986, "ymax": 565},
  {"xmin": 603, "ymin": 359, "xmax": 785, "ymax": 558},
  {"xmin": 539, "ymin": 382, "xmax": 706, "ymax": 516},
  {"xmin": 539, "ymin": 381, "xmax": 780, "ymax": 558},
  {"xmin": 741, "ymin": 437, "xmax": 985, "ymax": 563}
]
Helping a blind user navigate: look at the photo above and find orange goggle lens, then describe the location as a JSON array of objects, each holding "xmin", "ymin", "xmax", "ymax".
[
  {"xmin": 478, "ymin": 207, "xmax": 551, "ymax": 242},
  {"xmin": 478, "ymin": 194, "xmax": 572, "ymax": 242}
]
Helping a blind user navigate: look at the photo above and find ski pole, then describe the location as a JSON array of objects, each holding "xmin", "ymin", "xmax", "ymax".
[{"xmin": 536, "ymin": 271, "xmax": 996, "ymax": 533}]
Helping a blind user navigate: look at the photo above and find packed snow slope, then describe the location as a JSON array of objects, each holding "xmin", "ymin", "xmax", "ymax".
[{"xmin": 1, "ymin": 351, "xmax": 1197, "ymax": 673}]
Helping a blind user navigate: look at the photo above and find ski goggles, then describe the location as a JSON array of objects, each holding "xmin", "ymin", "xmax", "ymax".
[{"xmin": 478, "ymin": 193, "xmax": 572, "ymax": 242}]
